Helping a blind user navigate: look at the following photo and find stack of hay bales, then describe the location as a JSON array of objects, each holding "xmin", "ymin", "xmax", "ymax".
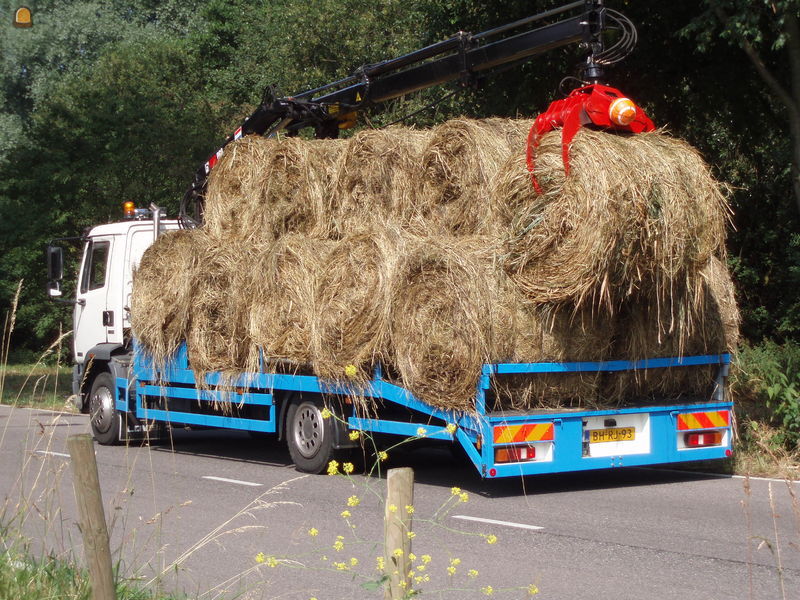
[{"xmin": 132, "ymin": 119, "xmax": 738, "ymax": 412}]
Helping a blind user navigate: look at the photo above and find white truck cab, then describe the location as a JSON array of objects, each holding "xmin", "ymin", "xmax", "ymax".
[{"xmin": 47, "ymin": 206, "xmax": 179, "ymax": 413}]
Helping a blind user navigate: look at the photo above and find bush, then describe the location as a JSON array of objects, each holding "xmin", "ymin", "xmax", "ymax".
[{"xmin": 732, "ymin": 340, "xmax": 800, "ymax": 448}]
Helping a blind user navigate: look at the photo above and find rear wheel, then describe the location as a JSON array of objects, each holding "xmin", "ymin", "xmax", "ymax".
[
  {"xmin": 286, "ymin": 398, "xmax": 336, "ymax": 474},
  {"xmin": 89, "ymin": 372, "xmax": 121, "ymax": 445}
]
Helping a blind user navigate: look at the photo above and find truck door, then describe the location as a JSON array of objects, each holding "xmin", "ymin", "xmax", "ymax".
[
  {"xmin": 122, "ymin": 227, "xmax": 156, "ymax": 329},
  {"xmin": 73, "ymin": 236, "xmax": 113, "ymax": 364}
]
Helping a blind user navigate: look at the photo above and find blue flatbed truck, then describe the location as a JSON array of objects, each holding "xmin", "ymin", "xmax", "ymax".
[{"xmin": 123, "ymin": 341, "xmax": 732, "ymax": 477}]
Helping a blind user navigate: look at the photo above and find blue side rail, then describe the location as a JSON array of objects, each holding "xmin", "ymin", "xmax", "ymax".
[{"xmin": 122, "ymin": 344, "xmax": 732, "ymax": 478}]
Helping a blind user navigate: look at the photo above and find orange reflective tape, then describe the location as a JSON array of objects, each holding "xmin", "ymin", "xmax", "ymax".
[
  {"xmin": 708, "ymin": 411, "xmax": 729, "ymax": 427},
  {"xmin": 678, "ymin": 411, "xmax": 729, "ymax": 430},
  {"xmin": 493, "ymin": 426, "xmax": 515, "ymax": 445},
  {"xmin": 513, "ymin": 423, "xmax": 536, "ymax": 443},
  {"xmin": 493, "ymin": 422, "xmax": 554, "ymax": 444}
]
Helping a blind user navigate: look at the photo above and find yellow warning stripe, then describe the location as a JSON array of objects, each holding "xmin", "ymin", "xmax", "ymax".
[
  {"xmin": 493, "ymin": 423, "xmax": 554, "ymax": 444},
  {"xmin": 677, "ymin": 411, "xmax": 729, "ymax": 430}
]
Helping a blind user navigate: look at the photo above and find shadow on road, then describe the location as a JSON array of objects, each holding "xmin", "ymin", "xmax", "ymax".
[{"xmin": 144, "ymin": 428, "xmax": 731, "ymax": 498}]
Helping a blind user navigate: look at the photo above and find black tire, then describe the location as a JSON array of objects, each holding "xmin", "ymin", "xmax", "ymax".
[
  {"xmin": 89, "ymin": 372, "xmax": 122, "ymax": 445},
  {"xmin": 285, "ymin": 397, "xmax": 337, "ymax": 474}
]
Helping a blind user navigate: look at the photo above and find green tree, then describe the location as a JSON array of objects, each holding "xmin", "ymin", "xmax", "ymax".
[{"xmin": 684, "ymin": 0, "xmax": 800, "ymax": 215}]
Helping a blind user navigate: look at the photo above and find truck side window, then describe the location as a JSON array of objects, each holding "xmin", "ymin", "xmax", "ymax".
[{"xmin": 79, "ymin": 241, "xmax": 110, "ymax": 294}]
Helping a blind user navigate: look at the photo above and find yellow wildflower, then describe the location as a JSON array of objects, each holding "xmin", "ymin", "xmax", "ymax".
[
  {"xmin": 445, "ymin": 423, "xmax": 457, "ymax": 434},
  {"xmin": 447, "ymin": 566, "xmax": 456, "ymax": 576},
  {"xmin": 416, "ymin": 565, "xmax": 426, "ymax": 572},
  {"xmin": 347, "ymin": 495, "xmax": 360, "ymax": 507},
  {"xmin": 334, "ymin": 561, "xmax": 348, "ymax": 571},
  {"xmin": 378, "ymin": 451, "xmax": 388, "ymax": 461},
  {"xmin": 266, "ymin": 556, "xmax": 278, "ymax": 568},
  {"xmin": 344, "ymin": 364, "xmax": 358, "ymax": 378},
  {"xmin": 450, "ymin": 558, "xmax": 461, "ymax": 566},
  {"xmin": 459, "ymin": 492, "xmax": 469, "ymax": 503},
  {"xmin": 327, "ymin": 460, "xmax": 339, "ymax": 475},
  {"xmin": 405, "ymin": 504, "xmax": 415, "ymax": 514},
  {"xmin": 255, "ymin": 552, "xmax": 266, "ymax": 564},
  {"xmin": 376, "ymin": 556, "xmax": 385, "ymax": 571},
  {"xmin": 340, "ymin": 510, "xmax": 351, "ymax": 518},
  {"xmin": 416, "ymin": 427, "xmax": 427, "ymax": 437},
  {"xmin": 393, "ymin": 548, "xmax": 404, "ymax": 558},
  {"xmin": 415, "ymin": 576, "xmax": 423, "ymax": 584},
  {"xmin": 320, "ymin": 407, "xmax": 332, "ymax": 419},
  {"xmin": 408, "ymin": 552, "xmax": 416, "ymax": 562},
  {"xmin": 333, "ymin": 540, "xmax": 344, "ymax": 552},
  {"xmin": 388, "ymin": 504, "xmax": 397, "ymax": 513},
  {"xmin": 350, "ymin": 557, "xmax": 359, "ymax": 566},
  {"xmin": 450, "ymin": 486, "xmax": 462, "ymax": 495},
  {"xmin": 421, "ymin": 555, "xmax": 431, "ymax": 564},
  {"xmin": 348, "ymin": 430, "xmax": 360, "ymax": 441},
  {"xmin": 308, "ymin": 527, "xmax": 319, "ymax": 537},
  {"xmin": 482, "ymin": 585, "xmax": 494, "ymax": 596},
  {"xmin": 528, "ymin": 584, "xmax": 540, "ymax": 595},
  {"xmin": 468, "ymin": 569, "xmax": 479, "ymax": 578},
  {"xmin": 486, "ymin": 534, "xmax": 498, "ymax": 545},
  {"xmin": 407, "ymin": 531, "xmax": 416, "ymax": 539},
  {"xmin": 343, "ymin": 462, "xmax": 354, "ymax": 474}
]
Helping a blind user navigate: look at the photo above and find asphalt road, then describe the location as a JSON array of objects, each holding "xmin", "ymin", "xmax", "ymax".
[{"xmin": 1, "ymin": 404, "xmax": 798, "ymax": 600}]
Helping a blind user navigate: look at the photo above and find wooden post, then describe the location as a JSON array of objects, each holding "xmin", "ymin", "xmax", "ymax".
[
  {"xmin": 67, "ymin": 434, "xmax": 116, "ymax": 600},
  {"xmin": 384, "ymin": 467, "xmax": 414, "ymax": 600}
]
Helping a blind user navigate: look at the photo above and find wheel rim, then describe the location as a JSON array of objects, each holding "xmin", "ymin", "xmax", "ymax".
[
  {"xmin": 292, "ymin": 402, "xmax": 325, "ymax": 459},
  {"xmin": 90, "ymin": 384, "xmax": 114, "ymax": 434}
]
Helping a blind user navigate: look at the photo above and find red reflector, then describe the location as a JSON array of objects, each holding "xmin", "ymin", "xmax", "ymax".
[
  {"xmin": 685, "ymin": 431, "xmax": 723, "ymax": 447},
  {"xmin": 489, "ymin": 468, "xmax": 497, "ymax": 477},
  {"xmin": 494, "ymin": 444, "xmax": 537, "ymax": 464}
]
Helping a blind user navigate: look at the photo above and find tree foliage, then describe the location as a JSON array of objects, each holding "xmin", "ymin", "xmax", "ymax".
[{"xmin": 0, "ymin": 0, "xmax": 798, "ymax": 354}]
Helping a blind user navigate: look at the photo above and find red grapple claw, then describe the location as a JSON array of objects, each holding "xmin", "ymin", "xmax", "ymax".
[{"xmin": 526, "ymin": 84, "xmax": 656, "ymax": 193}]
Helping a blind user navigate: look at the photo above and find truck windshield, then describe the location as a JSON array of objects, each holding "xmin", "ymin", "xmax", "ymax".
[{"xmin": 79, "ymin": 241, "xmax": 110, "ymax": 294}]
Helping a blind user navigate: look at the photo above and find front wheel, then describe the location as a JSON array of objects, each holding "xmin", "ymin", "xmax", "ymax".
[
  {"xmin": 285, "ymin": 398, "xmax": 337, "ymax": 474},
  {"xmin": 89, "ymin": 372, "xmax": 121, "ymax": 445}
]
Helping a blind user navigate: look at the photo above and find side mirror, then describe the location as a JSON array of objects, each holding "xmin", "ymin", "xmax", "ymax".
[{"xmin": 46, "ymin": 245, "xmax": 63, "ymax": 298}]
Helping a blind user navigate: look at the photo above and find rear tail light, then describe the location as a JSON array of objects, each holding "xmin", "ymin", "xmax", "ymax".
[
  {"xmin": 685, "ymin": 431, "xmax": 723, "ymax": 447},
  {"xmin": 495, "ymin": 444, "xmax": 537, "ymax": 463}
]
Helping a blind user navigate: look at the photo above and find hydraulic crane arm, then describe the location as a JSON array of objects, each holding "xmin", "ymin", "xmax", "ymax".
[{"xmin": 181, "ymin": 0, "xmax": 635, "ymax": 224}]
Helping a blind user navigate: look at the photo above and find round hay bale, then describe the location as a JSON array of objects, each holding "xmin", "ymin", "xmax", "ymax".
[
  {"xmin": 204, "ymin": 135, "xmax": 344, "ymax": 242},
  {"xmin": 247, "ymin": 234, "xmax": 336, "ymax": 365},
  {"xmin": 311, "ymin": 229, "xmax": 404, "ymax": 382},
  {"xmin": 387, "ymin": 236, "xmax": 504, "ymax": 412},
  {"xmin": 417, "ymin": 118, "xmax": 532, "ymax": 236},
  {"xmin": 184, "ymin": 234, "xmax": 259, "ymax": 377},
  {"xmin": 497, "ymin": 128, "xmax": 730, "ymax": 309},
  {"xmin": 131, "ymin": 229, "xmax": 205, "ymax": 365},
  {"xmin": 329, "ymin": 127, "xmax": 430, "ymax": 237},
  {"xmin": 491, "ymin": 301, "xmax": 616, "ymax": 411},
  {"xmin": 605, "ymin": 256, "xmax": 739, "ymax": 402}
]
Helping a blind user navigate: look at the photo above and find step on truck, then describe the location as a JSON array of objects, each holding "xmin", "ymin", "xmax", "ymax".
[{"xmin": 45, "ymin": 1, "xmax": 734, "ymax": 476}]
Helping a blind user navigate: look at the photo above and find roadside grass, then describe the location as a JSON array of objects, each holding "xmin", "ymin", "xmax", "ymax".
[
  {"xmin": 0, "ymin": 543, "xmax": 182, "ymax": 600},
  {"xmin": 0, "ymin": 363, "xmax": 74, "ymax": 411}
]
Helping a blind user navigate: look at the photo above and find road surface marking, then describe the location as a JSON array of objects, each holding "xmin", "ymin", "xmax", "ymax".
[
  {"xmin": 202, "ymin": 475, "xmax": 262, "ymax": 487},
  {"xmin": 452, "ymin": 515, "xmax": 544, "ymax": 531},
  {"xmin": 35, "ymin": 450, "xmax": 71, "ymax": 458},
  {"xmin": 638, "ymin": 467, "xmax": 793, "ymax": 484}
]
